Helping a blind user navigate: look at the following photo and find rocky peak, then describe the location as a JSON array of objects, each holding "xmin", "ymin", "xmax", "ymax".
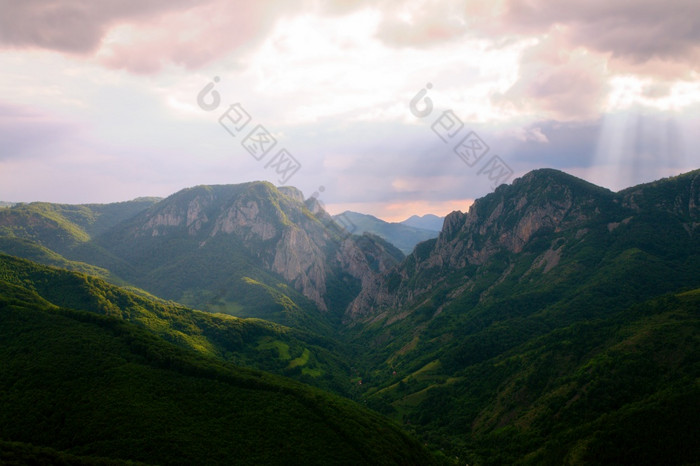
[
  {"xmin": 620, "ymin": 169, "xmax": 700, "ymax": 219},
  {"xmin": 101, "ymin": 181, "xmax": 401, "ymax": 315},
  {"xmin": 437, "ymin": 210, "xmax": 466, "ymax": 244},
  {"xmin": 440, "ymin": 168, "xmax": 611, "ymax": 260},
  {"xmin": 346, "ymin": 169, "xmax": 620, "ymax": 319},
  {"xmin": 278, "ymin": 186, "xmax": 305, "ymax": 203}
]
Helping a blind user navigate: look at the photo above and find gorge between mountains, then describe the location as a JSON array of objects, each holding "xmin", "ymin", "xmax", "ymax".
[{"xmin": 1, "ymin": 168, "xmax": 699, "ymax": 464}]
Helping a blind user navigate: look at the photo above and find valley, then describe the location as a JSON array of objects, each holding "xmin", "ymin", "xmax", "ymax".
[{"xmin": 1, "ymin": 168, "xmax": 699, "ymax": 464}]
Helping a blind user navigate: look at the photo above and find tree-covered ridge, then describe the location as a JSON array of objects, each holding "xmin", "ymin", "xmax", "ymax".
[
  {"xmin": 343, "ymin": 168, "xmax": 700, "ymax": 463},
  {"xmin": 1, "ymin": 168, "xmax": 699, "ymax": 464},
  {"xmin": 0, "ymin": 254, "xmax": 354, "ymax": 395},
  {"xmin": 0, "ymin": 182, "xmax": 403, "ymax": 332},
  {"xmin": 0, "ymin": 271, "xmax": 437, "ymax": 465},
  {"xmin": 359, "ymin": 287, "xmax": 700, "ymax": 464},
  {"xmin": 0, "ymin": 198, "xmax": 160, "ymax": 253},
  {"xmin": 0, "ymin": 198, "xmax": 160, "ymax": 286}
]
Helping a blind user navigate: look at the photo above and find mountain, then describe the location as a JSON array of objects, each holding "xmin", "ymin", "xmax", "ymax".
[
  {"xmin": 348, "ymin": 168, "xmax": 700, "ymax": 318},
  {"xmin": 0, "ymin": 184, "xmax": 401, "ymax": 333},
  {"xmin": 0, "ymin": 198, "xmax": 160, "ymax": 282},
  {"xmin": 400, "ymin": 214, "xmax": 444, "ymax": 232},
  {"xmin": 0, "ymin": 198, "xmax": 160, "ymax": 253},
  {"xmin": 76, "ymin": 183, "xmax": 402, "ymax": 328},
  {"xmin": 1, "ymin": 168, "xmax": 699, "ymax": 463},
  {"xmin": 334, "ymin": 211, "xmax": 439, "ymax": 255},
  {"xmin": 344, "ymin": 168, "xmax": 700, "ymax": 464},
  {"xmin": 0, "ymin": 255, "xmax": 437, "ymax": 465},
  {"xmin": 0, "ymin": 253, "xmax": 359, "ymax": 395}
]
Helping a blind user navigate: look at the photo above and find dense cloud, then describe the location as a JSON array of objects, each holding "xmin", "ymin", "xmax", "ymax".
[
  {"xmin": 1, "ymin": 0, "xmax": 697, "ymax": 210},
  {"xmin": 97, "ymin": 1, "xmax": 303, "ymax": 73},
  {"xmin": 4, "ymin": 0, "xmax": 698, "ymax": 69},
  {"xmin": 372, "ymin": 0, "xmax": 700, "ymax": 66},
  {"xmin": 0, "ymin": 0, "xmax": 197, "ymax": 53},
  {"xmin": 503, "ymin": 0, "xmax": 700, "ymax": 63},
  {"xmin": 0, "ymin": 0, "xmax": 301, "ymax": 73},
  {"xmin": 494, "ymin": 34, "xmax": 609, "ymax": 121}
]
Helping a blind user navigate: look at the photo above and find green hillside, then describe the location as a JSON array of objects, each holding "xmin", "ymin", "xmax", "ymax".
[
  {"xmin": 70, "ymin": 182, "xmax": 400, "ymax": 332},
  {"xmin": 0, "ymin": 236, "xmax": 114, "ymax": 280},
  {"xmin": 0, "ymin": 274, "xmax": 436, "ymax": 465},
  {"xmin": 345, "ymin": 169, "xmax": 700, "ymax": 464},
  {"xmin": 0, "ymin": 198, "xmax": 159, "ymax": 284},
  {"xmin": 360, "ymin": 289, "xmax": 700, "ymax": 464},
  {"xmin": 0, "ymin": 254, "xmax": 354, "ymax": 396},
  {"xmin": 1, "ymin": 169, "xmax": 699, "ymax": 464},
  {"xmin": 0, "ymin": 198, "xmax": 159, "ymax": 254}
]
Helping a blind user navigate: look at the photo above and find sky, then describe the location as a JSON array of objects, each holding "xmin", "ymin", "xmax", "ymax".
[{"xmin": 0, "ymin": 0, "xmax": 699, "ymax": 222}]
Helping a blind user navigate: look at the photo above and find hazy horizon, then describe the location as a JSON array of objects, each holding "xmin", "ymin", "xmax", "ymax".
[{"xmin": 4, "ymin": 166, "xmax": 699, "ymax": 224}]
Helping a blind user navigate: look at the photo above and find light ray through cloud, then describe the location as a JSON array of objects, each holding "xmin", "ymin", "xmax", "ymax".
[{"xmin": 0, "ymin": 0, "xmax": 698, "ymax": 218}]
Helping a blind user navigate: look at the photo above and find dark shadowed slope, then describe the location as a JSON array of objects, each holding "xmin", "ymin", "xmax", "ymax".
[
  {"xmin": 0, "ymin": 256, "xmax": 438, "ymax": 465},
  {"xmin": 346, "ymin": 168, "xmax": 700, "ymax": 464}
]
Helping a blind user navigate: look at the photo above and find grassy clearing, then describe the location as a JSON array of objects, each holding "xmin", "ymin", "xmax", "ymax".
[
  {"xmin": 302, "ymin": 367, "xmax": 323, "ymax": 378},
  {"xmin": 288, "ymin": 348, "xmax": 311, "ymax": 368},
  {"xmin": 257, "ymin": 337, "xmax": 291, "ymax": 360}
]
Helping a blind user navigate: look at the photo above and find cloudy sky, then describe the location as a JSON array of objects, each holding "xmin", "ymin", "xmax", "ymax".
[{"xmin": 1, "ymin": 0, "xmax": 698, "ymax": 221}]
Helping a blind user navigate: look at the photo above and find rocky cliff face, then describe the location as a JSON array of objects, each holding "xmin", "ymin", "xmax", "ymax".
[
  {"xmin": 346, "ymin": 168, "xmax": 695, "ymax": 320},
  {"xmin": 89, "ymin": 169, "xmax": 700, "ymax": 323},
  {"xmin": 101, "ymin": 182, "xmax": 401, "ymax": 314}
]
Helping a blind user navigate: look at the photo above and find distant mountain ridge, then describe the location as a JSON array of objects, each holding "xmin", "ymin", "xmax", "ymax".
[
  {"xmin": 333, "ymin": 211, "xmax": 439, "ymax": 255},
  {"xmin": 400, "ymin": 213, "xmax": 444, "ymax": 232}
]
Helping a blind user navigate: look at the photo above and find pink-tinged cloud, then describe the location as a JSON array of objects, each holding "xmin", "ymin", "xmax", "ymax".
[
  {"xmin": 0, "ymin": 0, "xmax": 301, "ymax": 73},
  {"xmin": 502, "ymin": 0, "xmax": 700, "ymax": 64},
  {"xmin": 0, "ymin": 0, "xmax": 198, "ymax": 53},
  {"xmin": 370, "ymin": 0, "xmax": 699, "ymax": 77},
  {"xmin": 2, "ymin": 0, "xmax": 697, "ymax": 80},
  {"xmin": 495, "ymin": 35, "xmax": 609, "ymax": 121},
  {"xmin": 375, "ymin": 1, "xmax": 468, "ymax": 48},
  {"xmin": 97, "ymin": 1, "xmax": 301, "ymax": 74}
]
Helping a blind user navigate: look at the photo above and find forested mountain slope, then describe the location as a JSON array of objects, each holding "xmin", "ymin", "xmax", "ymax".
[
  {"xmin": 344, "ymin": 169, "xmax": 700, "ymax": 464},
  {"xmin": 0, "ymin": 255, "xmax": 437, "ymax": 465}
]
